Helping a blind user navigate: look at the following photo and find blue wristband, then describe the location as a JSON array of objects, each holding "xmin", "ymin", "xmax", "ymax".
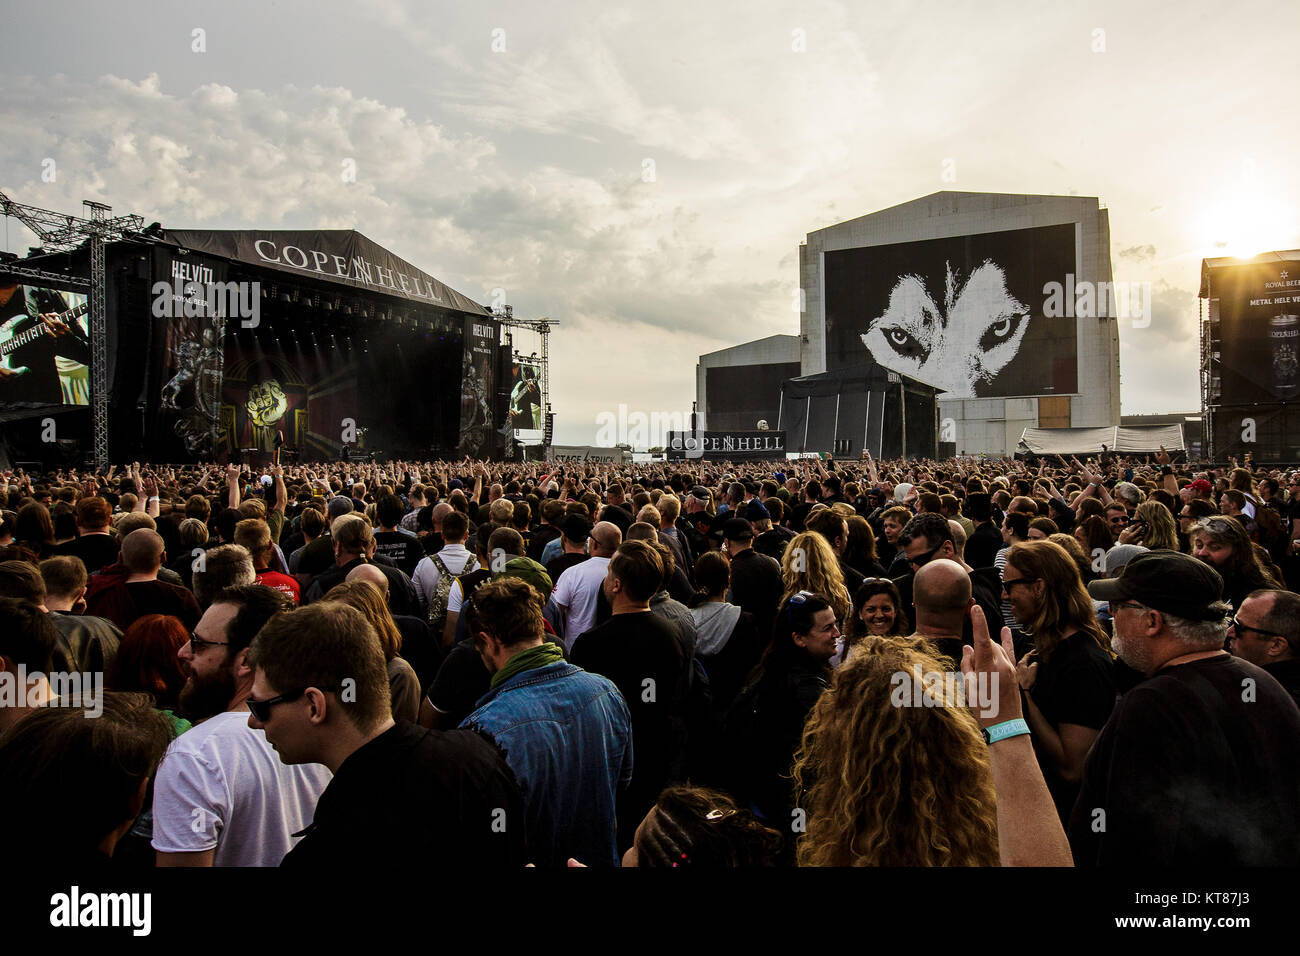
[{"xmin": 982, "ymin": 718, "xmax": 1031, "ymax": 744}]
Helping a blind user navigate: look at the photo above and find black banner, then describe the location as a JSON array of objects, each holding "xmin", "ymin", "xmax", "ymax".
[
  {"xmin": 160, "ymin": 229, "xmax": 489, "ymax": 314},
  {"xmin": 1209, "ymin": 259, "xmax": 1300, "ymax": 404},
  {"xmin": 460, "ymin": 316, "xmax": 499, "ymax": 456},
  {"xmin": 154, "ymin": 252, "xmax": 230, "ymax": 459},
  {"xmin": 824, "ymin": 223, "xmax": 1078, "ymax": 398}
]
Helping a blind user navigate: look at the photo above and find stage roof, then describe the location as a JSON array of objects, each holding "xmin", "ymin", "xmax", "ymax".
[
  {"xmin": 781, "ymin": 362, "xmax": 944, "ymax": 397},
  {"xmin": 1199, "ymin": 249, "xmax": 1300, "ymax": 298},
  {"xmin": 161, "ymin": 228, "xmax": 489, "ymax": 315}
]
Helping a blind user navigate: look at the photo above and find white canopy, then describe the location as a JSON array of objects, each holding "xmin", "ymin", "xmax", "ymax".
[{"xmin": 1017, "ymin": 425, "xmax": 1185, "ymax": 456}]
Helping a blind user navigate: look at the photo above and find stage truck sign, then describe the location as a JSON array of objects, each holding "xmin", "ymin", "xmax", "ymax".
[
  {"xmin": 823, "ymin": 223, "xmax": 1078, "ymax": 398},
  {"xmin": 548, "ymin": 445, "xmax": 630, "ymax": 464},
  {"xmin": 666, "ymin": 430, "xmax": 787, "ymax": 460},
  {"xmin": 1205, "ymin": 256, "xmax": 1300, "ymax": 404}
]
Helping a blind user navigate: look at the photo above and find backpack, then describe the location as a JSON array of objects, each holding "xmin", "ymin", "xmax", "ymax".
[{"xmin": 427, "ymin": 553, "xmax": 476, "ymax": 635}]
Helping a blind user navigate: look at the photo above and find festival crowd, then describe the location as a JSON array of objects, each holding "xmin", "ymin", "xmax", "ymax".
[{"xmin": 1, "ymin": 448, "xmax": 1298, "ymax": 867}]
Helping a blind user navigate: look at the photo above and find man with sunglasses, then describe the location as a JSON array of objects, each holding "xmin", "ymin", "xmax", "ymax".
[
  {"xmin": 1076, "ymin": 552, "xmax": 1300, "ymax": 866},
  {"xmin": 1229, "ymin": 589, "xmax": 1300, "ymax": 706},
  {"xmin": 152, "ymin": 585, "xmax": 332, "ymax": 866},
  {"xmin": 246, "ymin": 601, "xmax": 528, "ymax": 868}
]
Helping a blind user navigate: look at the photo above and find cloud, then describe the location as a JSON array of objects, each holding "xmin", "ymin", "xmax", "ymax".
[{"xmin": 1118, "ymin": 244, "xmax": 1157, "ymax": 262}]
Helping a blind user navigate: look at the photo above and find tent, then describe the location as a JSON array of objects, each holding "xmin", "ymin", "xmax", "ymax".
[
  {"xmin": 1017, "ymin": 425, "xmax": 1185, "ymax": 456},
  {"xmin": 779, "ymin": 364, "xmax": 941, "ymax": 459}
]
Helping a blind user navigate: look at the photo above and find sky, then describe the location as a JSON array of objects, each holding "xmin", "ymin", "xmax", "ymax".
[{"xmin": 2, "ymin": 0, "xmax": 1297, "ymax": 447}]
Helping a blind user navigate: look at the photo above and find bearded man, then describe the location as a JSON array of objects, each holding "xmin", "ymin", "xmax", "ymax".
[{"xmin": 151, "ymin": 585, "xmax": 331, "ymax": 866}]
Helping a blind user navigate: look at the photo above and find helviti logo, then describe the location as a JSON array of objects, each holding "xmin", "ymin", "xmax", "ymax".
[
  {"xmin": 49, "ymin": 886, "xmax": 151, "ymax": 936},
  {"xmin": 0, "ymin": 666, "xmax": 103, "ymax": 717},
  {"xmin": 151, "ymin": 261, "xmax": 261, "ymax": 329}
]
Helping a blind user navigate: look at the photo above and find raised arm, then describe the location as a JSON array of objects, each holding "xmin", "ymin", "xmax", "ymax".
[
  {"xmin": 962, "ymin": 606, "xmax": 1073, "ymax": 867},
  {"xmin": 226, "ymin": 462, "xmax": 241, "ymax": 510}
]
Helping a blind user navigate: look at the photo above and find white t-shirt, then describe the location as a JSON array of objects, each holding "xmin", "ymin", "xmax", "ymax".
[
  {"xmin": 152, "ymin": 710, "xmax": 332, "ymax": 867},
  {"xmin": 552, "ymin": 556, "xmax": 611, "ymax": 650}
]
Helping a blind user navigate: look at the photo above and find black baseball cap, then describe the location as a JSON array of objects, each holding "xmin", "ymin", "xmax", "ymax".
[
  {"xmin": 689, "ymin": 485, "xmax": 712, "ymax": 501},
  {"xmin": 1087, "ymin": 551, "xmax": 1231, "ymax": 622},
  {"xmin": 720, "ymin": 517, "xmax": 754, "ymax": 542}
]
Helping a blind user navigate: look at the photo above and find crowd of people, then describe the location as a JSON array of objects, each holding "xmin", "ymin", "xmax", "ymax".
[{"xmin": 1, "ymin": 447, "xmax": 1298, "ymax": 867}]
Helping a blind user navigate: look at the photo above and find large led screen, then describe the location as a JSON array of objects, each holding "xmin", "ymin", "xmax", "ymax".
[{"xmin": 823, "ymin": 223, "xmax": 1078, "ymax": 398}]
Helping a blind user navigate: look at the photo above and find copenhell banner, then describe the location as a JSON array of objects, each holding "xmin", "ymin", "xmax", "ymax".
[
  {"xmin": 160, "ymin": 229, "xmax": 489, "ymax": 314},
  {"xmin": 1209, "ymin": 258, "xmax": 1300, "ymax": 404},
  {"xmin": 666, "ymin": 430, "xmax": 787, "ymax": 460}
]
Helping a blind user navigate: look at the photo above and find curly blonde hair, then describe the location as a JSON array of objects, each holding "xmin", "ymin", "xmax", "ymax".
[
  {"xmin": 780, "ymin": 531, "xmax": 851, "ymax": 625},
  {"xmin": 792, "ymin": 637, "xmax": 1000, "ymax": 866}
]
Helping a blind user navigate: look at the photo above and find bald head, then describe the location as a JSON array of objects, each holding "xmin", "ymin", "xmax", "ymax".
[
  {"xmin": 589, "ymin": 521, "xmax": 622, "ymax": 558},
  {"xmin": 913, "ymin": 558, "xmax": 972, "ymax": 632},
  {"xmin": 430, "ymin": 502, "xmax": 452, "ymax": 529},
  {"xmin": 121, "ymin": 529, "xmax": 165, "ymax": 574},
  {"xmin": 346, "ymin": 562, "xmax": 390, "ymax": 596},
  {"xmin": 947, "ymin": 519, "xmax": 967, "ymax": 560}
]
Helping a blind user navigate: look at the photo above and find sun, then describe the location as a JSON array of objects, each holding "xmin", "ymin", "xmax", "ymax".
[{"xmin": 1197, "ymin": 186, "xmax": 1299, "ymax": 258}]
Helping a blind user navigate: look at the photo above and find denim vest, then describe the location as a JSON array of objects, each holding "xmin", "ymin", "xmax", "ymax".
[{"xmin": 461, "ymin": 661, "xmax": 633, "ymax": 867}]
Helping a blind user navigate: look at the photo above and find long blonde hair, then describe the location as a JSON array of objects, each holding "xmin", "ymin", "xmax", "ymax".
[
  {"xmin": 320, "ymin": 580, "xmax": 403, "ymax": 661},
  {"xmin": 1005, "ymin": 540, "xmax": 1111, "ymax": 664},
  {"xmin": 780, "ymin": 531, "xmax": 851, "ymax": 624},
  {"xmin": 792, "ymin": 637, "xmax": 1000, "ymax": 866},
  {"xmin": 1134, "ymin": 501, "xmax": 1178, "ymax": 551}
]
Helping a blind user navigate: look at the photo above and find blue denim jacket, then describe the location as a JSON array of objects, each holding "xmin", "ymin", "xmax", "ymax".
[{"xmin": 460, "ymin": 661, "xmax": 633, "ymax": 867}]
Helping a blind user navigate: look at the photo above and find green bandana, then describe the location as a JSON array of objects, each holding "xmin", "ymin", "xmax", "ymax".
[{"xmin": 490, "ymin": 641, "xmax": 566, "ymax": 690}]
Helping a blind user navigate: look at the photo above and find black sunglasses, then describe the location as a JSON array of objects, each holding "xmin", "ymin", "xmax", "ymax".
[
  {"xmin": 189, "ymin": 633, "xmax": 229, "ymax": 654},
  {"xmin": 1001, "ymin": 576, "xmax": 1039, "ymax": 592},
  {"xmin": 907, "ymin": 544, "xmax": 943, "ymax": 568},
  {"xmin": 1231, "ymin": 616, "xmax": 1278, "ymax": 639},
  {"xmin": 246, "ymin": 684, "xmax": 337, "ymax": 723}
]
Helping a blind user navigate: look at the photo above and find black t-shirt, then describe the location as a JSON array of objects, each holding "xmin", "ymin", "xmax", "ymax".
[
  {"xmin": 1030, "ymin": 632, "xmax": 1117, "ymax": 730},
  {"xmin": 55, "ymin": 533, "xmax": 120, "ymax": 575},
  {"xmin": 1068, "ymin": 654, "xmax": 1300, "ymax": 866},
  {"xmin": 393, "ymin": 614, "xmax": 443, "ymax": 695},
  {"xmin": 965, "ymin": 523, "xmax": 1003, "ymax": 569},
  {"xmin": 1285, "ymin": 499, "xmax": 1300, "ymax": 527},
  {"xmin": 428, "ymin": 641, "xmax": 492, "ymax": 729},
  {"xmin": 1029, "ymin": 631, "xmax": 1118, "ymax": 817},
  {"xmin": 546, "ymin": 552, "xmax": 588, "ymax": 583},
  {"xmin": 527, "ymin": 525, "xmax": 561, "ymax": 562},
  {"xmin": 280, "ymin": 721, "xmax": 528, "ymax": 869},
  {"xmin": 570, "ymin": 611, "xmax": 688, "ymax": 834},
  {"xmin": 373, "ymin": 530, "xmax": 424, "ymax": 577},
  {"xmin": 1264, "ymin": 658, "xmax": 1300, "ymax": 708},
  {"xmin": 728, "ymin": 549, "xmax": 783, "ymax": 644},
  {"xmin": 298, "ymin": 533, "xmax": 336, "ymax": 577}
]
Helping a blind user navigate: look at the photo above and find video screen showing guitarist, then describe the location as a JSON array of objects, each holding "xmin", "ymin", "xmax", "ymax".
[{"xmin": 0, "ymin": 276, "xmax": 91, "ymax": 405}]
